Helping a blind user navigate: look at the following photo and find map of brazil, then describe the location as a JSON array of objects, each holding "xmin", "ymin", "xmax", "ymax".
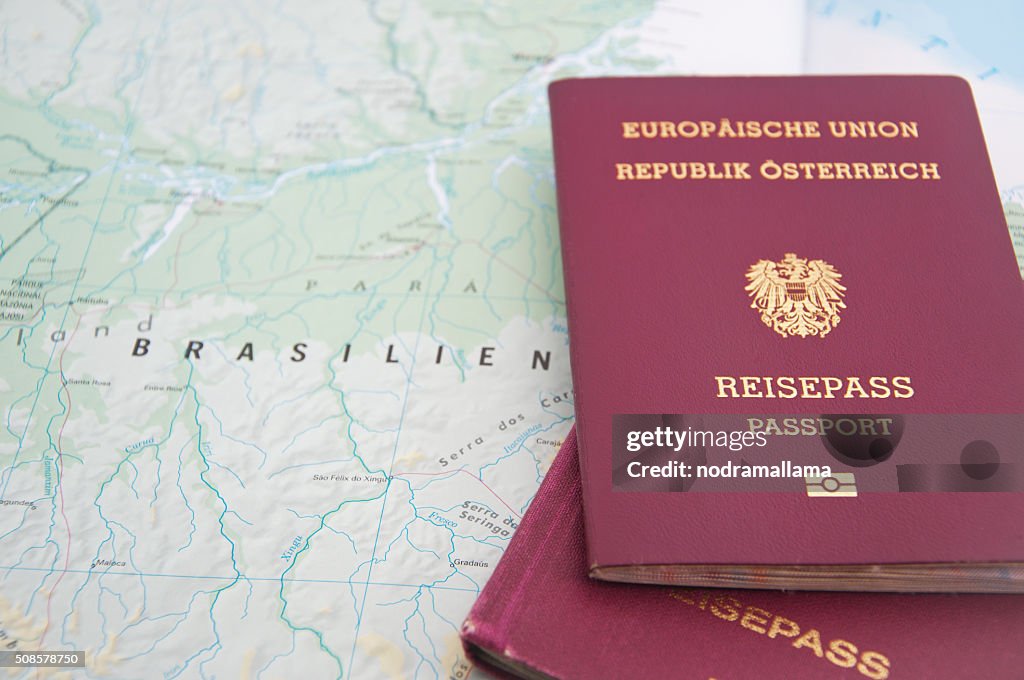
[{"xmin": 0, "ymin": 0, "xmax": 1020, "ymax": 678}]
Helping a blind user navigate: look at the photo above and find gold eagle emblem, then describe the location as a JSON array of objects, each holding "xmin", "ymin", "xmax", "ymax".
[{"xmin": 745, "ymin": 253, "xmax": 846, "ymax": 338}]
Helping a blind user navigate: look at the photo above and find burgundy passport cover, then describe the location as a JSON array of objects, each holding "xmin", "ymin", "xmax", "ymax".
[
  {"xmin": 460, "ymin": 429, "xmax": 1024, "ymax": 679},
  {"xmin": 547, "ymin": 76, "xmax": 1024, "ymax": 589}
]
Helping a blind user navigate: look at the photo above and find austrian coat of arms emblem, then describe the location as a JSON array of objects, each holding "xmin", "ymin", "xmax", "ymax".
[{"xmin": 745, "ymin": 253, "xmax": 846, "ymax": 338}]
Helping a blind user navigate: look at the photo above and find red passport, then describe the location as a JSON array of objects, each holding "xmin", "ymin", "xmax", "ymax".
[
  {"xmin": 548, "ymin": 76, "xmax": 1024, "ymax": 591},
  {"xmin": 461, "ymin": 429, "xmax": 1024, "ymax": 679}
]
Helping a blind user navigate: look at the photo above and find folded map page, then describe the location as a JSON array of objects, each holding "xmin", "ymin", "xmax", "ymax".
[{"xmin": 806, "ymin": 0, "xmax": 1024, "ymax": 275}]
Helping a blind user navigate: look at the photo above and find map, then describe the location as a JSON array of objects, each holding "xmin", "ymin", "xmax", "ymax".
[
  {"xmin": 807, "ymin": 0, "xmax": 1024, "ymax": 274},
  {"xmin": 0, "ymin": 0, "xmax": 1020, "ymax": 678},
  {"xmin": 0, "ymin": 1, "xmax": 804, "ymax": 677}
]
